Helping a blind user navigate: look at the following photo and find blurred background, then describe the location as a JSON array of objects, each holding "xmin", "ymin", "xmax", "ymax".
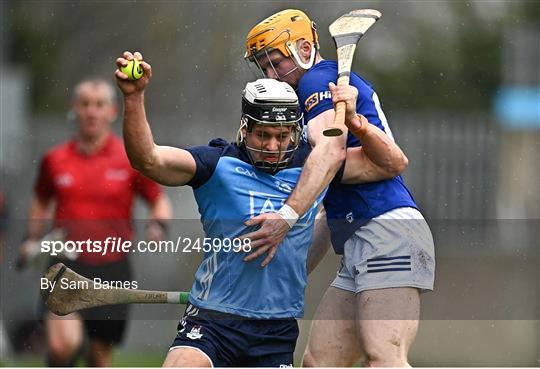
[{"xmin": 1, "ymin": 0, "xmax": 539, "ymax": 366}]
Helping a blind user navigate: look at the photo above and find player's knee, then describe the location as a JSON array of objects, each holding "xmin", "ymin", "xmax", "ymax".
[
  {"xmin": 48, "ymin": 340, "xmax": 79, "ymax": 364},
  {"xmin": 51, "ymin": 334, "xmax": 78, "ymax": 354},
  {"xmin": 48, "ymin": 331, "xmax": 81, "ymax": 359},
  {"xmin": 362, "ymin": 343, "xmax": 384, "ymax": 367},
  {"xmin": 359, "ymin": 322, "xmax": 412, "ymax": 367},
  {"xmin": 302, "ymin": 349, "xmax": 318, "ymax": 367},
  {"xmin": 362, "ymin": 343, "xmax": 408, "ymax": 367},
  {"xmin": 364, "ymin": 357, "xmax": 409, "ymax": 368}
]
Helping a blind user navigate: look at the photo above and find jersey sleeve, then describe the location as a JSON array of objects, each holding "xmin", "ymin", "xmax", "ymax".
[
  {"xmin": 298, "ymin": 69, "xmax": 335, "ymax": 123},
  {"xmin": 352, "ymin": 75, "xmax": 394, "ymax": 140},
  {"xmin": 185, "ymin": 139, "xmax": 227, "ymax": 189},
  {"xmin": 298, "ymin": 64, "xmax": 394, "ymax": 142},
  {"xmin": 134, "ymin": 173, "xmax": 162, "ymax": 204},
  {"xmin": 34, "ymin": 154, "xmax": 55, "ymax": 201}
]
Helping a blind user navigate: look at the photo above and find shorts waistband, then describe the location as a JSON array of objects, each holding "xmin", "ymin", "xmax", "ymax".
[{"xmin": 185, "ymin": 303, "xmax": 295, "ymax": 322}]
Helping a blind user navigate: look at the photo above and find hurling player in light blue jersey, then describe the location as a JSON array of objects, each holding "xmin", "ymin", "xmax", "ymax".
[
  {"xmin": 244, "ymin": 9, "xmax": 435, "ymax": 367},
  {"xmin": 116, "ymin": 49, "xmax": 408, "ymax": 367}
]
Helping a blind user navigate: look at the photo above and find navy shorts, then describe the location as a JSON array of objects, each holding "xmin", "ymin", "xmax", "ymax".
[{"xmin": 169, "ymin": 304, "xmax": 298, "ymax": 367}]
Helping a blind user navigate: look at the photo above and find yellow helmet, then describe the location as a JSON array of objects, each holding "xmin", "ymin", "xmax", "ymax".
[{"xmin": 245, "ymin": 9, "xmax": 319, "ymax": 69}]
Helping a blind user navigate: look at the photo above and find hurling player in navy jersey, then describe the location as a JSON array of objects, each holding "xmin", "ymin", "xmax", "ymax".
[
  {"xmin": 115, "ymin": 50, "xmax": 408, "ymax": 367},
  {"xmin": 244, "ymin": 9, "xmax": 435, "ymax": 367}
]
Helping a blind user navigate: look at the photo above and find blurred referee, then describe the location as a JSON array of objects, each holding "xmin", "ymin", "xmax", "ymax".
[{"xmin": 19, "ymin": 78, "xmax": 171, "ymax": 367}]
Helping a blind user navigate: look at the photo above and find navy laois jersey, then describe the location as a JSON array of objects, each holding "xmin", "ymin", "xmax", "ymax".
[
  {"xmin": 298, "ymin": 60, "xmax": 417, "ymax": 253},
  {"xmin": 185, "ymin": 138, "xmax": 324, "ymax": 319}
]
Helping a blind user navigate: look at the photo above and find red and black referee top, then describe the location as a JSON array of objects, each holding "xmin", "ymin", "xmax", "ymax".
[{"xmin": 35, "ymin": 134, "xmax": 162, "ymax": 265}]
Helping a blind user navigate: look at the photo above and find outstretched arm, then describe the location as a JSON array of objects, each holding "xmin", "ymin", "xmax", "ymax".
[{"xmin": 115, "ymin": 51, "xmax": 196, "ymax": 186}]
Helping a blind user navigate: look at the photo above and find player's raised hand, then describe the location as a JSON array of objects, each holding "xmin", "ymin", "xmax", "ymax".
[
  {"xmin": 240, "ymin": 212, "xmax": 290, "ymax": 267},
  {"xmin": 329, "ymin": 82, "xmax": 358, "ymax": 120},
  {"xmin": 329, "ymin": 82, "xmax": 368, "ymax": 137},
  {"xmin": 115, "ymin": 51, "xmax": 152, "ymax": 95}
]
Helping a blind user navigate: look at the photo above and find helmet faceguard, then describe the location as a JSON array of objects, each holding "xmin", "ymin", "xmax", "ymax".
[
  {"xmin": 244, "ymin": 9, "xmax": 319, "ymax": 79},
  {"xmin": 237, "ymin": 79, "xmax": 303, "ymax": 173}
]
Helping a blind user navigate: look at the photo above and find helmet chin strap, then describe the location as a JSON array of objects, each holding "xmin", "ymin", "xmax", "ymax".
[
  {"xmin": 236, "ymin": 117, "xmax": 248, "ymax": 145},
  {"xmin": 286, "ymin": 41, "xmax": 316, "ymax": 70}
]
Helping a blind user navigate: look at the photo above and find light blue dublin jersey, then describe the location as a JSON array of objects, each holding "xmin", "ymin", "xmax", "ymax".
[{"xmin": 184, "ymin": 138, "xmax": 324, "ymax": 319}]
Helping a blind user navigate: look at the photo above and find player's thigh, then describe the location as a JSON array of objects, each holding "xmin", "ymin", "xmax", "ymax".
[
  {"xmin": 303, "ymin": 286, "xmax": 360, "ymax": 367},
  {"xmin": 350, "ymin": 208, "xmax": 435, "ymax": 294},
  {"xmin": 355, "ymin": 287, "xmax": 420, "ymax": 361},
  {"xmin": 45, "ymin": 311, "xmax": 83, "ymax": 353},
  {"xmin": 163, "ymin": 347, "xmax": 212, "ymax": 367}
]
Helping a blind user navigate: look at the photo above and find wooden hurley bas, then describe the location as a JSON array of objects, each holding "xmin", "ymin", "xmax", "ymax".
[
  {"xmin": 42, "ymin": 263, "xmax": 189, "ymax": 316},
  {"xmin": 323, "ymin": 9, "xmax": 382, "ymax": 137}
]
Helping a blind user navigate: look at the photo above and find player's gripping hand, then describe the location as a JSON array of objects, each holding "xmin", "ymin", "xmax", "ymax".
[
  {"xmin": 328, "ymin": 82, "xmax": 368, "ymax": 137},
  {"xmin": 240, "ymin": 213, "xmax": 290, "ymax": 267},
  {"xmin": 16, "ymin": 237, "xmax": 40, "ymax": 270},
  {"xmin": 115, "ymin": 51, "xmax": 152, "ymax": 95}
]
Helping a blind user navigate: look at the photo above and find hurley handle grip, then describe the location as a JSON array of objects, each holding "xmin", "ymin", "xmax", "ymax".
[
  {"xmin": 323, "ymin": 44, "xmax": 356, "ymax": 137},
  {"xmin": 326, "ymin": 74, "xmax": 351, "ymax": 136}
]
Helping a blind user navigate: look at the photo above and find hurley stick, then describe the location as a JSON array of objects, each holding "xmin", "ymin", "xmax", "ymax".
[
  {"xmin": 42, "ymin": 263, "xmax": 189, "ymax": 316},
  {"xmin": 323, "ymin": 9, "xmax": 382, "ymax": 137}
]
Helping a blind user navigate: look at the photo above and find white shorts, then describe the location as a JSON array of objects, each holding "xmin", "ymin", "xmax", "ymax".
[{"xmin": 331, "ymin": 207, "xmax": 435, "ymax": 294}]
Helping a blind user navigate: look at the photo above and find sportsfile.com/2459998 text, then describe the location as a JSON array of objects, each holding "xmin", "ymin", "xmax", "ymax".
[{"xmin": 40, "ymin": 237, "xmax": 252, "ymax": 256}]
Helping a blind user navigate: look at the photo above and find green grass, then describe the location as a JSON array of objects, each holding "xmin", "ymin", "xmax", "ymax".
[{"xmin": 113, "ymin": 351, "xmax": 164, "ymax": 367}]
